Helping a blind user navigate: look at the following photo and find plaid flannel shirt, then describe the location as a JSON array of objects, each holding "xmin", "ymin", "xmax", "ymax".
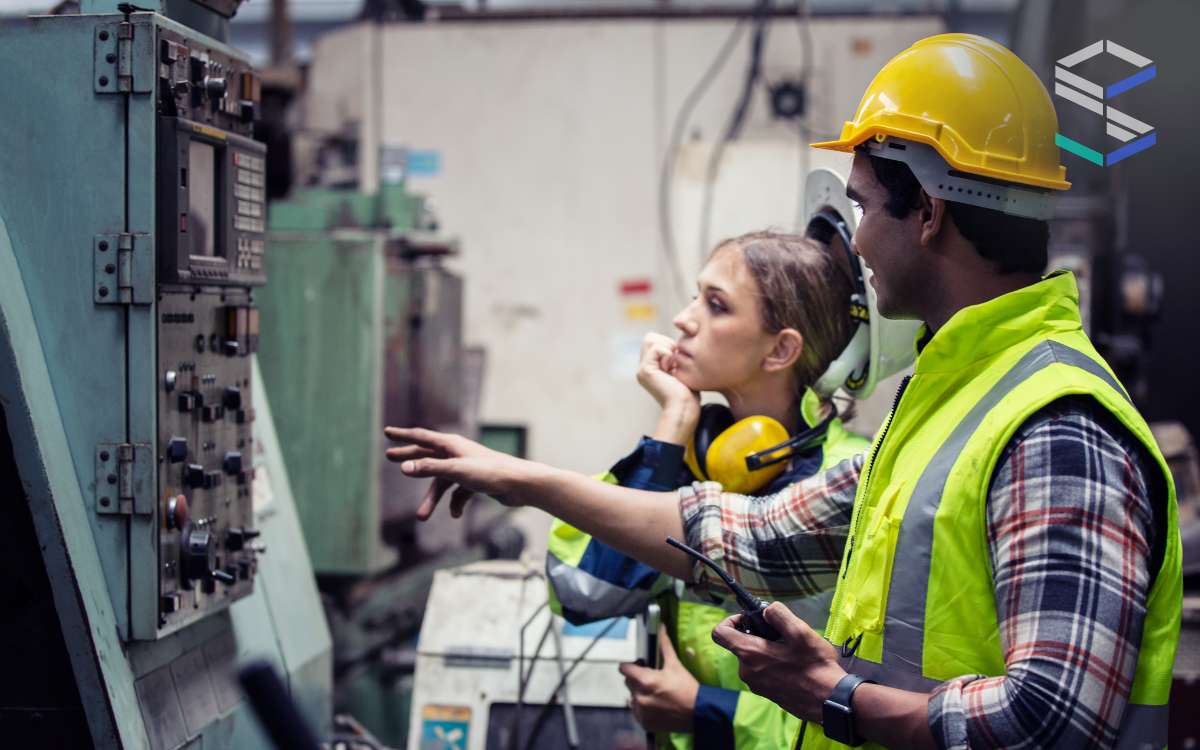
[{"xmin": 679, "ymin": 397, "xmax": 1159, "ymax": 749}]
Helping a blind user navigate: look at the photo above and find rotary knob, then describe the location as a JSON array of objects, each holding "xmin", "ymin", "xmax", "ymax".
[
  {"xmin": 180, "ymin": 524, "xmax": 216, "ymax": 583},
  {"xmin": 203, "ymin": 76, "xmax": 227, "ymax": 98},
  {"xmin": 181, "ymin": 524, "xmax": 236, "ymax": 587}
]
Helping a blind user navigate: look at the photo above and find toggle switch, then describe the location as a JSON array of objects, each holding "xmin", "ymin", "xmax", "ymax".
[
  {"xmin": 178, "ymin": 391, "xmax": 198, "ymax": 413},
  {"xmin": 201, "ymin": 404, "xmax": 225, "ymax": 423},
  {"xmin": 225, "ymin": 527, "xmax": 261, "ymax": 551}
]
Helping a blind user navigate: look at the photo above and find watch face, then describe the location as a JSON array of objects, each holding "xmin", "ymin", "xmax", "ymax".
[{"xmin": 822, "ymin": 700, "xmax": 855, "ymax": 745}]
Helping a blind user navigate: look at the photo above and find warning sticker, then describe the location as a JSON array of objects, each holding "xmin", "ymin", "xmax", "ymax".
[{"xmin": 420, "ymin": 705, "xmax": 470, "ymax": 750}]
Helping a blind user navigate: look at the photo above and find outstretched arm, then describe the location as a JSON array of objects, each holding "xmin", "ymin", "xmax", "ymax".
[{"xmin": 385, "ymin": 427, "xmax": 697, "ymax": 579}]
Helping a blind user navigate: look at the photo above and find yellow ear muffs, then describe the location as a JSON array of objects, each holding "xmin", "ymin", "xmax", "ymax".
[
  {"xmin": 685, "ymin": 404, "xmax": 790, "ymax": 495},
  {"xmin": 705, "ymin": 416, "xmax": 790, "ymax": 494}
]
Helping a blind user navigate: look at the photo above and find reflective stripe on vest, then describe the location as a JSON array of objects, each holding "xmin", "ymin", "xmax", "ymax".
[
  {"xmin": 842, "ymin": 340, "xmax": 1166, "ymax": 749},
  {"xmin": 546, "ymin": 551, "xmax": 658, "ymax": 620}
]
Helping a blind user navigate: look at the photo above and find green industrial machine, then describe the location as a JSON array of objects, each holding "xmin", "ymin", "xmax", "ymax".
[
  {"xmin": 260, "ymin": 184, "xmax": 474, "ymax": 576},
  {"xmin": 258, "ymin": 184, "xmax": 521, "ymax": 746},
  {"xmin": 0, "ymin": 0, "xmax": 332, "ymax": 746}
]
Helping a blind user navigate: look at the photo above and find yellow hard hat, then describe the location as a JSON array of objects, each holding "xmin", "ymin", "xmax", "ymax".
[{"xmin": 812, "ymin": 33, "xmax": 1070, "ymax": 194}]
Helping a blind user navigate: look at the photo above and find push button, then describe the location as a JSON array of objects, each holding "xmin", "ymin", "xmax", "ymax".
[
  {"xmin": 184, "ymin": 464, "xmax": 205, "ymax": 488},
  {"xmin": 166, "ymin": 494, "xmax": 188, "ymax": 530},
  {"xmin": 166, "ymin": 436, "xmax": 188, "ymax": 463}
]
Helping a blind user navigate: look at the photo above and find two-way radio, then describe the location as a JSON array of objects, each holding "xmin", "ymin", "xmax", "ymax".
[{"xmin": 665, "ymin": 537, "xmax": 781, "ymax": 641}]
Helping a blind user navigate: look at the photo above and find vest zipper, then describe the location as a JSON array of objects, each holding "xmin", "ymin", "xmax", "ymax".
[
  {"xmin": 824, "ymin": 373, "xmax": 911, "ymax": 654},
  {"xmin": 842, "ymin": 374, "xmax": 911, "ymax": 579}
]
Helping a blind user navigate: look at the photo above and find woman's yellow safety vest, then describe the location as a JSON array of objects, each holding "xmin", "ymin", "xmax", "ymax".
[{"xmin": 801, "ymin": 272, "xmax": 1181, "ymax": 750}]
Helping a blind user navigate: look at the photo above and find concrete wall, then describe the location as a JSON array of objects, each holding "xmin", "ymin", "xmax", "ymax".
[{"xmin": 303, "ymin": 15, "xmax": 943, "ymax": 473}]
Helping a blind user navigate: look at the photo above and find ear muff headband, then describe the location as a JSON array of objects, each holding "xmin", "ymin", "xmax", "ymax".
[
  {"xmin": 808, "ymin": 209, "xmax": 872, "ymax": 395},
  {"xmin": 806, "ymin": 209, "xmax": 865, "ymax": 302},
  {"xmin": 689, "ymin": 403, "xmax": 736, "ymax": 478}
]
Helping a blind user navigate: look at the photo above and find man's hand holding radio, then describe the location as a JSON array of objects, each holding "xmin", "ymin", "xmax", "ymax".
[{"xmin": 711, "ymin": 602, "xmax": 845, "ymax": 723}]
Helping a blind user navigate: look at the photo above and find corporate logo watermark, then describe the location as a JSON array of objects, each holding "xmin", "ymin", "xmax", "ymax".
[{"xmin": 1054, "ymin": 40, "xmax": 1156, "ymax": 166}]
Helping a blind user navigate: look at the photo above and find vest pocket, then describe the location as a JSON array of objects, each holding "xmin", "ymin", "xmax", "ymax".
[{"xmin": 839, "ymin": 482, "xmax": 905, "ymax": 633}]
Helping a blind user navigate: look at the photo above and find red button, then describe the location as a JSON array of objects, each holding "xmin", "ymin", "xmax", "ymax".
[{"xmin": 166, "ymin": 494, "xmax": 189, "ymax": 530}]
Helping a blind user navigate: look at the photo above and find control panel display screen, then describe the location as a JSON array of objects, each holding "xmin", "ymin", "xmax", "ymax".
[{"xmin": 188, "ymin": 140, "xmax": 218, "ymax": 259}]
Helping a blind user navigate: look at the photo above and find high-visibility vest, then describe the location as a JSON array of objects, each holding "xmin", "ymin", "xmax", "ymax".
[{"xmin": 802, "ymin": 272, "xmax": 1181, "ymax": 750}]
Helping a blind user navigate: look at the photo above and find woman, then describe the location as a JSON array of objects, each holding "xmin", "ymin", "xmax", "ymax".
[{"xmin": 545, "ymin": 228, "xmax": 869, "ymax": 750}]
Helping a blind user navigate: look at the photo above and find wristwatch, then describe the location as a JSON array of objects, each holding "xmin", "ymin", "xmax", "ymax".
[{"xmin": 822, "ymin": 673, "xmax": 875, "ymax": 746}]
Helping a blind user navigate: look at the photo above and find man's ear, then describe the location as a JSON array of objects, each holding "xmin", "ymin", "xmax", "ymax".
[
  {"xmin": 764, "ymin": 329, "xmax": 804, "ymax": 374},
  {"xmin": 918, "ymin": 190, "xmax": 947, "ymax": 248}
]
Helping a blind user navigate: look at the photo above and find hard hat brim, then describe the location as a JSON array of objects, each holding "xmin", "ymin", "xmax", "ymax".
[{"xmin": 811, "ymin": 127, "xmax": 1071, "ymax": 192}]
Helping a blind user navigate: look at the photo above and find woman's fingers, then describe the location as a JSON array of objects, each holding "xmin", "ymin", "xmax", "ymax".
[
  {"xmin": 384, "ymin": 445, "xmax": 438, "ymax": 463},
  {"xmin": 415, "ymin": 476, "xmax": 453, "ymax": 521},
  {"xmin": 398, "ymin": 456, "xmax": 460, "ymax": 478},
  {"xmin": 384, "ymin": 426, "xmax": 456, "ymax": 452},
  {"xmin": 448, "ymin": 486, "xmax": 475, "ymax": 518},
  {"xmin": 661, "ymin": 351, "xmax": 677, "ymax": 374}
]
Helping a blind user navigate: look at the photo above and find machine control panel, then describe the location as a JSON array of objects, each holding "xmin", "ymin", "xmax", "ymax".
[
  {"xmin": 158, "ymin": 29, "xmax": 260, "ymax": 135},
  {"xmin": 151, "ymin": 25, "xmax": 265, "ymax": 636},
  {"xmin": 156, "ymin": 27, "xmax": 266, "ymax": 288},
  {"xmin": 156, "ymin": 292, "xmax": 261, "ymax": 632}
]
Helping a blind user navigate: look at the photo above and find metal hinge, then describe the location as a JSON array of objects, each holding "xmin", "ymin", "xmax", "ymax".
[
  {"xmin": 96, "ymin": 443, "xmax": 153, "ymax": 516},
  {"xmin": 94, "ymin": 19, "xmax": 154, "ymax": 95},
  {"xmin": 95, "ymin": 233, "xmax": 153, "ymax": 304}
]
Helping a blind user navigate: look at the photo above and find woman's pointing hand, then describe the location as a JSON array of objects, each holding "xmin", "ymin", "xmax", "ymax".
[{"xmin": 384, "ymin": 427, "xmax": 532, "ymax": 520}]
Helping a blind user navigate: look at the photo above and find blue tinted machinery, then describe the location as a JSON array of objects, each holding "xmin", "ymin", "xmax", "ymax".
[{"xmin": 0, "ymin": 0, "xmax": 332, "ymax": 746}]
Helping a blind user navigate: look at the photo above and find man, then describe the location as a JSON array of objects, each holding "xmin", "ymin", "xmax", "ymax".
[{"xmin": 386, "ymin": 34, "xmax": 1181, "ymax": 749}]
